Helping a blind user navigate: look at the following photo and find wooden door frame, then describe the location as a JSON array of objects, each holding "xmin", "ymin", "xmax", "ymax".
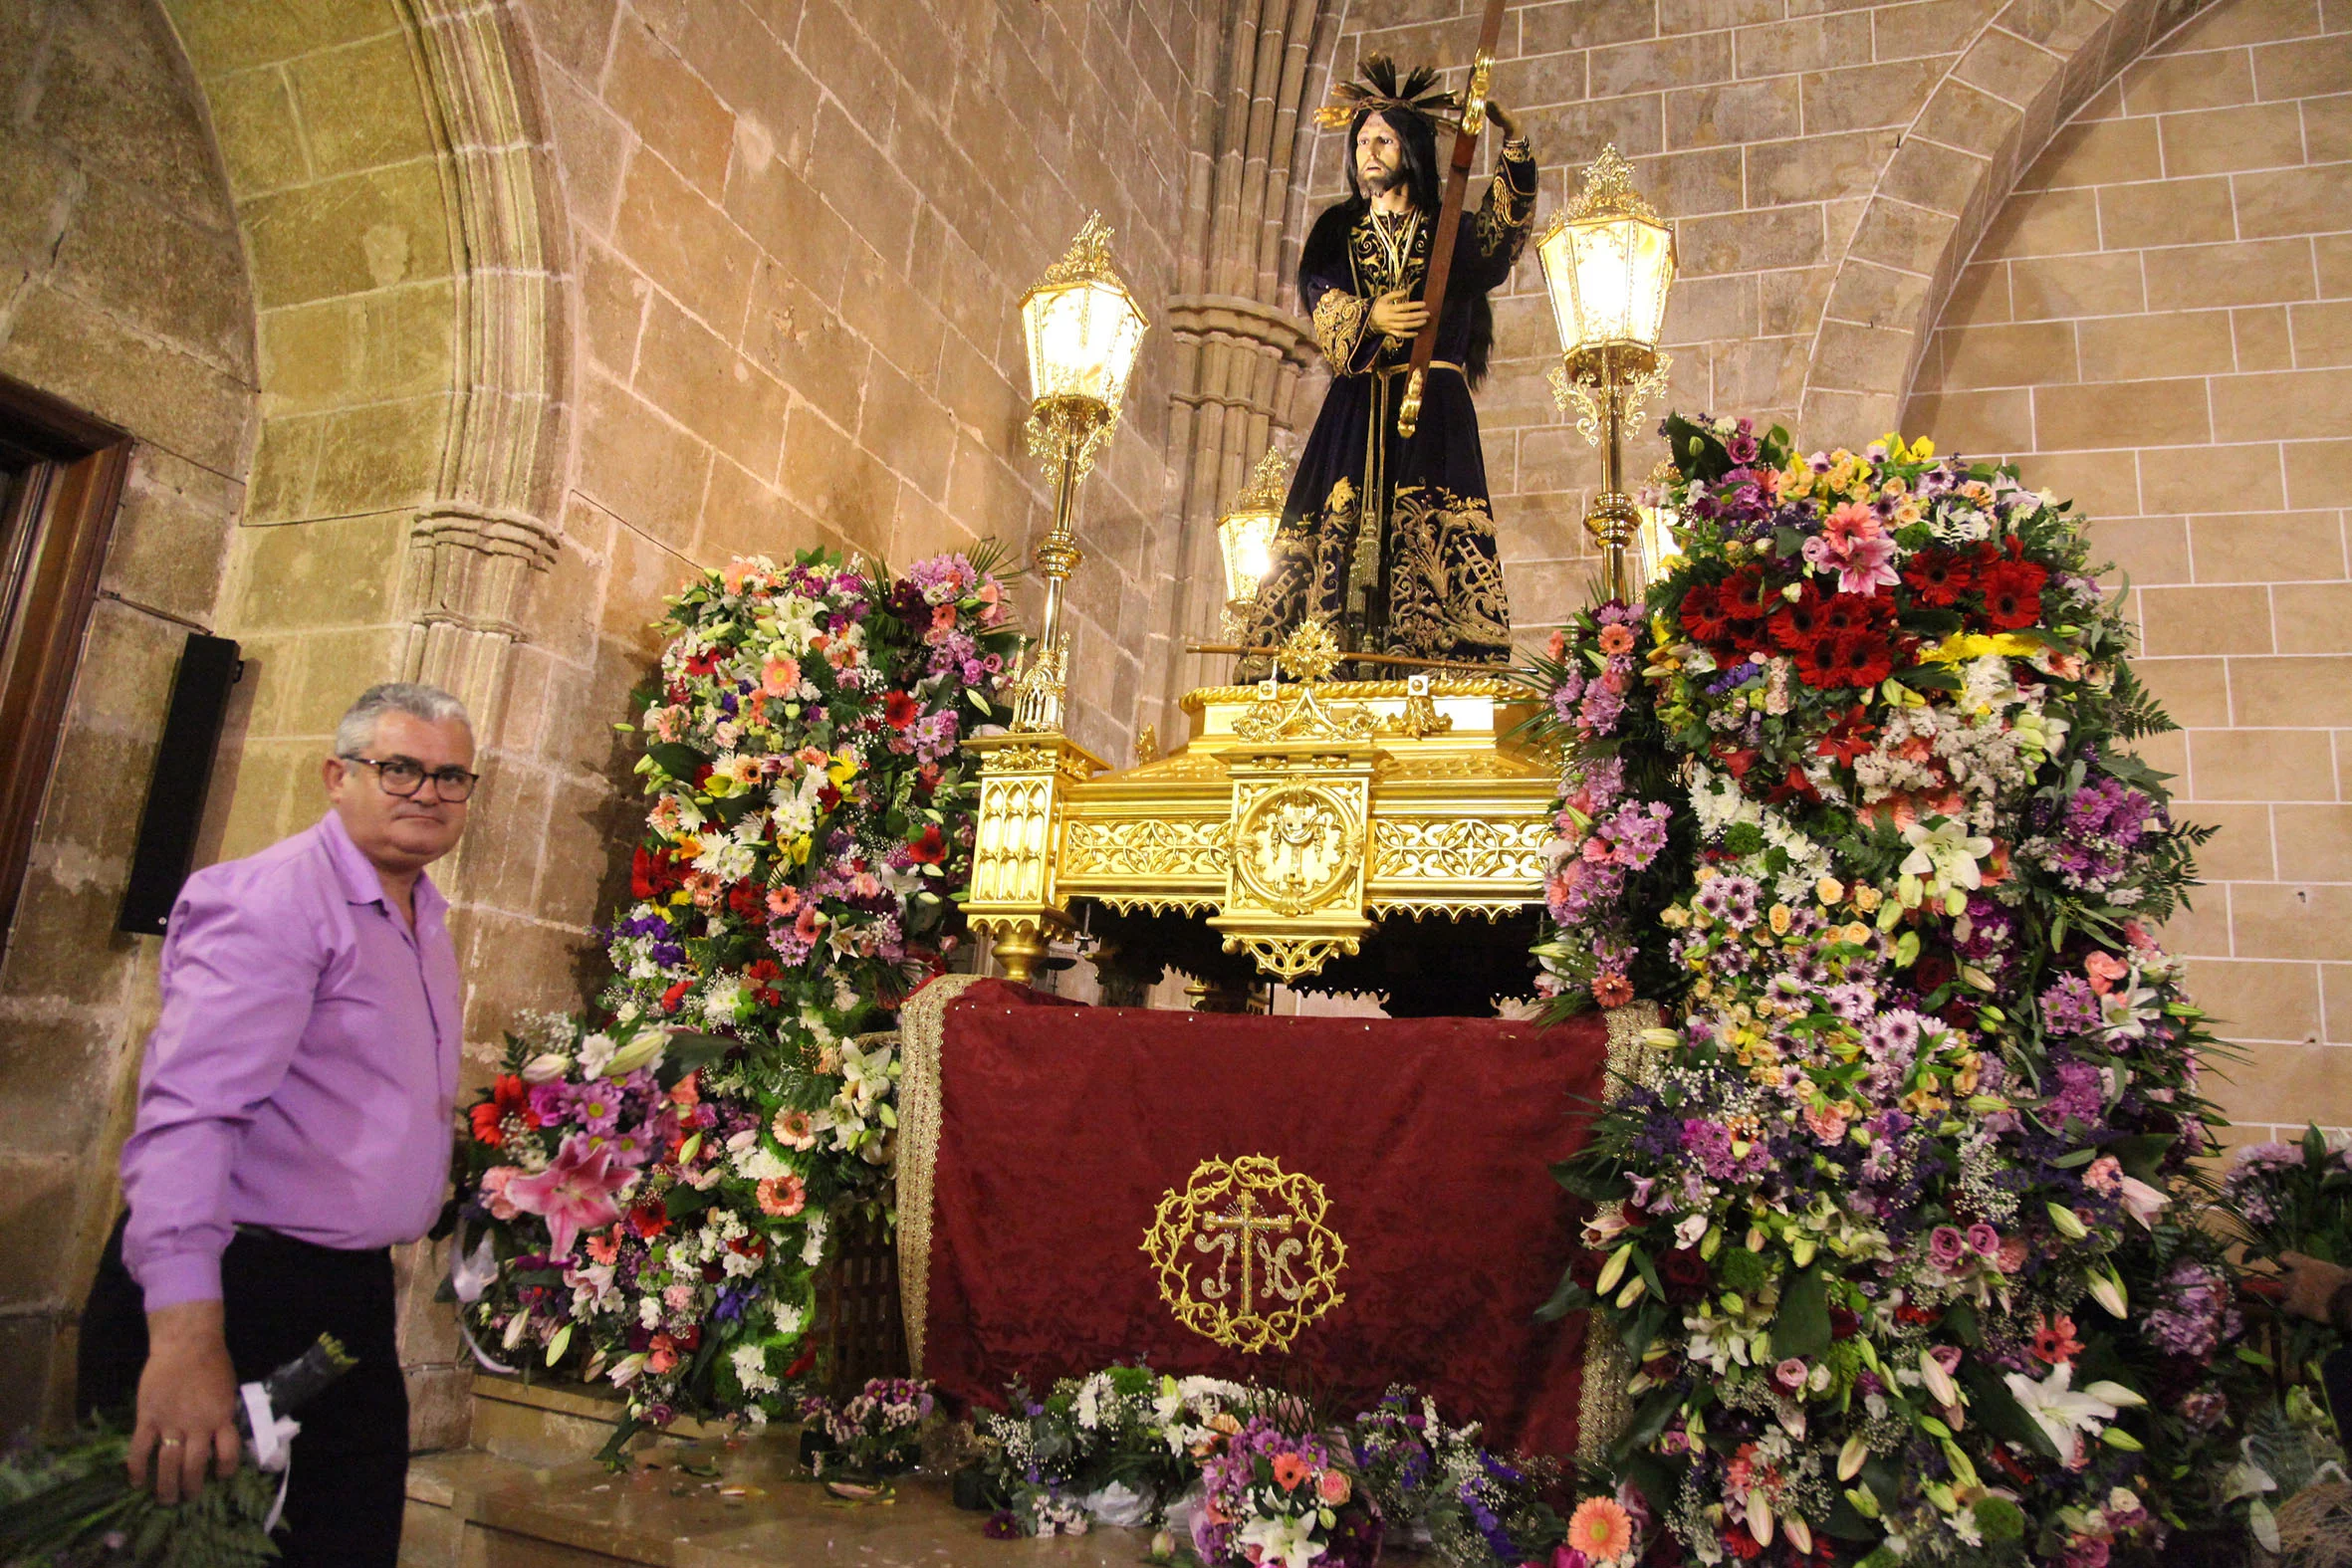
[{"xmin": 0, "ymin": 372, "xmax": 132, "ymax": 955}]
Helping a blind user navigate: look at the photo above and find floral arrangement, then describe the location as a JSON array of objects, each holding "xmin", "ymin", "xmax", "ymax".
[
  {"xmin": 448, "ymin": 548, "xmax": 1018, "ymax": 1442},
  {"xmin": 975, "ymin": 1367, "xmax": 1249, "ymax": 1538},
  {"xmin": 1349, "ymin": 1387, "xmax": 1570, "ymax": 1566},
  {"xmin": 1531, "ymin": 415, "xmax": 2242, "ymax": 1568},
  {"xmin": 967, "ymin": 1367, "xmax": 1610, "ymax": 1568},
  {"xmin": 1192, "ymin": 1415, "xmax": 1383, "ymax": 1568},
  {"xmin": 799, "ymin": 1376, "xmax": 935, "ymax": 1478}
]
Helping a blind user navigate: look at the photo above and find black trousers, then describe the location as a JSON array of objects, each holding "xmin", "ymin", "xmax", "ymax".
[{"xmin": 78, "ymin": 1213, "xmax": 408, "ymax": 1568}]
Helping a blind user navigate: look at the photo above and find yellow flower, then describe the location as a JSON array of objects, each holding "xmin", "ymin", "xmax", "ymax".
[
  {"xmin": 1844, "ymin": 921, "xmax": 1874, "ymax": 947},
  {"xmin": 1768, "ymin": 903, "xmax": 1792, "ymax": 936},
  {"xmin": 1850, "ymin": 884, "xmax": 1883, "ymax": 914},
  {"xmin": 1815, "ymin": 876, "xmax": 1845, "ymax": 905}
]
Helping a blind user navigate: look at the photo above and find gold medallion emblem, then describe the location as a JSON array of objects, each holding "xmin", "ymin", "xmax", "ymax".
[{"xmin": 1143, "ymin": 1154, "xmax": 1346, "ymax": 1354}]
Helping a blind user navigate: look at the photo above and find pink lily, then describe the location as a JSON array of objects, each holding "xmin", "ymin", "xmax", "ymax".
[{"xmin": 504, "ymin": 1135, "xmax": 636, "ymax": 1258}]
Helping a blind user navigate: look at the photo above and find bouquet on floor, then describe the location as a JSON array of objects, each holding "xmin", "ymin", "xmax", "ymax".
[
  {"xmin": 1192, "ymin": 1415, "xmax": 1384, "ymax": 1568},
  {"xmin": 1531, "ymin": 415, "xmax": 2246, "ymax": 1567},
  {"xmin": 798, "ymin": 1376, "xmax": 934, "ymax": 1479},
  {"xmin": 1349, "ymin": 1386, "xmax": 1569, "ymax": 1565},
  {"xmin": 448, "ymin": 547, "xmax": 1017, "ymax": 1444},
  {"xmin": 974, "ymin": 1366, "xmax": 1246, "ymax": 1538}
]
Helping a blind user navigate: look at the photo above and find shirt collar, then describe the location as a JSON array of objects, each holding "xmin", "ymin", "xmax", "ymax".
[{"xmin": 318, "ymin": 809, "xmax": 448, "ymax": 918}]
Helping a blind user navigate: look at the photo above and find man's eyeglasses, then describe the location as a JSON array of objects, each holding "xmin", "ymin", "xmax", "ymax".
[{"xmin": 341, "ymin": 755, "xmax": 479, "ymax": 802}]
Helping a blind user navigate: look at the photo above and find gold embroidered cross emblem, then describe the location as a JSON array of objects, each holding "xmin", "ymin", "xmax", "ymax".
[{"xmin": 1143, "ymin": 1154, "xmax": 1345, "ymax": 1354}]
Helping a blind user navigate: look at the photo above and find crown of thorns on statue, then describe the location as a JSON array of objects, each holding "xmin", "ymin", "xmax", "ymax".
[{"xmin": 1313, "ymin": 54, "xmax": 1465, "ymax": 133}]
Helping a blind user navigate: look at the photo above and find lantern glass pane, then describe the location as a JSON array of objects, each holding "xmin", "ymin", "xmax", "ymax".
[
  {"xmin": 1537, "ymin": 215, "xmax": 1677, "ymax": 352},
  {"xmin": 1023, "ymin": 279, "xmax": 1148, "ymax": 406},
  {"xmin": 1218, "ymin": 509, "xmax": 1282, "ymax": 605},
  {"xmin": 1635, "ymin": 507, "xmax": 1682, "ymax": 589}
]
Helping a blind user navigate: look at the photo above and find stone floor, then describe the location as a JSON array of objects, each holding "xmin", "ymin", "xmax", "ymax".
[
  {"xmin": 399, "ymin": 1374, "xmax": 1150, "ymax": 1566},
  {"xmin": 403, "ymin": 1443, "xmax": 1154, "ymax": 1566}
]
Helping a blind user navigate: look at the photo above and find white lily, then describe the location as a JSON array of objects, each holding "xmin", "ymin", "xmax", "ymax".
[
  {"xmin": 1898, "ymin": 817, "xmax": 1995, "ymax": 912},
  {"xmin": 2003, "ymin": 1363, "xmax": 2118, "ymax": 1464},
  {"xmin": 1237, "ymin": 1511, "xmax": 1322, "ymax": 1568}
]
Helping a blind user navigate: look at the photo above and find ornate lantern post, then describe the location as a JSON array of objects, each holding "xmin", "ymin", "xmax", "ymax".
[
  {"xmin": 1215, "ymin": 448, "xmax": 1290, "ymax": 640},
  {"xmin": 1016, "ymin": 213, "xmax": 1149, "ymax": 732},
  {"xmin": 1536, "ymin": 145, "xmax": 1678, "ymax": 605}
]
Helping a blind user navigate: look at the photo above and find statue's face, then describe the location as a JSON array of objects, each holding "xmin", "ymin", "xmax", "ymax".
[{"xmin": 1355, "ymin": 112, "xmax": 1403, "ymax": 194}]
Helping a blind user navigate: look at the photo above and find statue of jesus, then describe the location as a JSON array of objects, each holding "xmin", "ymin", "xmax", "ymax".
[{"xmin": 1237, "ymin": 57, "xmax": 1536, "ymax": 677}]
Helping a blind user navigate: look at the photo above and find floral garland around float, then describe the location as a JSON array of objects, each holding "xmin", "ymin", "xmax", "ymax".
[
  {"xmin": 1532, "ymin": 416, "xmax": 2253, "ymax": 1568},
  {"xmin": 449, "ymin": 548, "xmax": 1017, "ymax": 1440}
]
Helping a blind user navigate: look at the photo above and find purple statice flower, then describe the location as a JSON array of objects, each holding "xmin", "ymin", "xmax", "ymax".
[
  {"xmin": 2140, "ymin": 1259, "xmax": 2239, "ymax": 1360},
  {"xmin": 2043, "ymin": 1059, "xmax": 2104, "ymax": 1125}
]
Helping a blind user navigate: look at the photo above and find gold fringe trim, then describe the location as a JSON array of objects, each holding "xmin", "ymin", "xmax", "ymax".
[
  {"xmin": 1578, "ymin": 1000, "xmax": 1664, "ymax": 1467},
  {"xmin": 892, "ymin": 972, "xmax": 990, "ymax": 1375}
]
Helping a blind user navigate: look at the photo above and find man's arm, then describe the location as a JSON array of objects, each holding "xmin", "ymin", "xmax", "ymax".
[{"xmin": 119, "ymin": 878, "xmax": 321, "ymax": 1500}]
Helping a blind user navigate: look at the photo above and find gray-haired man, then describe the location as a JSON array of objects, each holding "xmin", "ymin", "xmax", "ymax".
[{"xmin": 80, "ymin": 682, "xmax": 475, "ymax": 1567}]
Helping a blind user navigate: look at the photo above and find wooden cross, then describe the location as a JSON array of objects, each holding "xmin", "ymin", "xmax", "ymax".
[{"xmin": 1205, "ymin": 1192, "xmax": 1295, "ymax": 1319}]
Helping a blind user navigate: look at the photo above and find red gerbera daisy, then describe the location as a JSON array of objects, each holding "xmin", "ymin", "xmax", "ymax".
[
  {"xmin": 1719, "ymin": 565, "xmax": 1775, "ymax": 622},
  {"xmin": 1977, "ymin": 559, "xmax": 2048, "ymax": 630},
  {"xmin": 1768, "ymin": 583, "xmax": 1830, "ymax": 651},
  {"xmin": 1796, "ymin": 632, "xmax": 1895, "ymax": 689},
  {"xmin": 1902, "ymin": 547, "xmax": 1972, "ymax": 606},
  {"xmin": 883, "ymin": 690, "xmax": 921, "ymax": 730},
  {"xmin": 906, "ymin": 823, "xmax": 947, "ymax": 864},
  {"xmin": 1678, "ymin": 581, "xmax": 1732, "ymax": 644},
  {"xmin": 1817, "ymin": 592, "xmax": 1886, "ymax": 637}
]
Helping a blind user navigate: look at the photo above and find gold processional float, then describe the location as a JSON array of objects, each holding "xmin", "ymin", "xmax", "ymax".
[{"xmin": 965, "ymin": 151, "xmax": 1682, "ymax": 994}]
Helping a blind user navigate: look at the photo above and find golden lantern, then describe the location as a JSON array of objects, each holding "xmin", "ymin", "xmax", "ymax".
[
  {"xmin": 1215, "ymin": 448, "xmax": 1291, "ymax": 638},
  {"xmin": 1014, "ymin": 213, "xmax": 1150, "ymax": 732},
  {"xmin": 1536, "ymin": 145, "xmax": 1678, "ymax": 604}
]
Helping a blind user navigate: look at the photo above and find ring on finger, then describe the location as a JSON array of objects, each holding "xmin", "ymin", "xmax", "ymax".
[{"xmin": 159, "ymin": 1436, "xmax": 185, "ymax": 1448}]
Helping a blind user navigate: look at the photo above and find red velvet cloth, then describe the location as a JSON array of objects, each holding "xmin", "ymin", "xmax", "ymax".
[{"xmin": 920, "ymin": 979, "xmax": 1608, "ymax": 1456}]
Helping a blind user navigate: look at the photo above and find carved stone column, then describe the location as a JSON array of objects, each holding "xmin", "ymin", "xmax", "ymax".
[{"xmin": 1147, "ymin": 0, "xmax": 1336, "ymax": 736}]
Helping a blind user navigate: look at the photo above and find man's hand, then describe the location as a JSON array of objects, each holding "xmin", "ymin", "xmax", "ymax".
[
  {"xmin": 1368, "ymin": 290, "xmax": 1429, "ymax": 338},
  {"xmin": 128, "ymin": 1301, "xmax": 243, "ymax": 1502},
  {"xmin": 2279, "ymin": 1251, "xmax": 2352, "ymax": 1323},
  {"xmin": 1485, "ymin": 101, "xmax": 1521, "ymax": 140}
]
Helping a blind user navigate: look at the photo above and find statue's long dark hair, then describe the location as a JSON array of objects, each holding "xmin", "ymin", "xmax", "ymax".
[{"xmin": 1302, "ymin": 105, "xmax": 1497, "ymax": 388}]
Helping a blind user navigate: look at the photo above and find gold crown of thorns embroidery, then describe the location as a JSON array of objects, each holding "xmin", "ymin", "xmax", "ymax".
[{"xmin": 1143, "ymin": 1153, "xmax": 1346, "ymax": 1355}]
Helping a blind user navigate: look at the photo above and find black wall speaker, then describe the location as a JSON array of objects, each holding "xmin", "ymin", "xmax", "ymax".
[{"xmin": 117, "ymin": 632, "xmax": 241, "ymax": 936}]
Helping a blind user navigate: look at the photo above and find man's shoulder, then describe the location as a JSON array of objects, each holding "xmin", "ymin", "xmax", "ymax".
[{"xmin": 178, "ymin": 819, "xmax": 345, "ymax": 919}]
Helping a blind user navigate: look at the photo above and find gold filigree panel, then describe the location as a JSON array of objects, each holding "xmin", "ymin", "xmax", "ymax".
[
  {"xmin": 1143, "ymin": 1154, "xmax": 1346, "ymax": 1355},
  {"xmin": 1063, "ymin": 816, "xmax": 1230, "ymax": 880},
  {"xmin": 1372, "ymin": 817, "xmax": 1552, "ymax": 882}
]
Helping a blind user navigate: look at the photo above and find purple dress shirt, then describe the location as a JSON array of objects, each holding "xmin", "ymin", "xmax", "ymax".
[{"xmin": 119, "ymin": 810, "xmax": 462, "ymax": 1311}]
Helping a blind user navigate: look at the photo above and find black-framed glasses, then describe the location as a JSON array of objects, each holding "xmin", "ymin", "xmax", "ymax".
[{"xmin": 341, "ymin": 754, "xmax": 479, "ymax": 802}]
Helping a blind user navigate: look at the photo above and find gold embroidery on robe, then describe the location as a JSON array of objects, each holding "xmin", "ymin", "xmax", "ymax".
[
  {"xmin": 1386, "ymin": 485, "xmax": 1514, "ymax": 656},
  {"xmin": 1311, "ymin": 291, "xmax": 1370, "ymax": 374},
  {"xmin": 1477, "ymin": 160, "xmax": 1534, "ymax": 257}
]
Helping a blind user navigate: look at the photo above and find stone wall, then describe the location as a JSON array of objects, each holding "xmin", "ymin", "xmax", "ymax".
[
  {"xmin": 511, "ymin": 0, "xmax": 1206, "ymax": 784},
  {"xmin": 0, "ymin": 0, "xmax": 255, "ymax": 1437},
  {"xmin": 1904, "ymin": 0, "xmax": 2351, "ymax": 1143}
]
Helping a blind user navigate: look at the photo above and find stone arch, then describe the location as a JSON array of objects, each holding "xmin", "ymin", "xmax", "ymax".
[
  {"xmin": 1797, "ymin": 0, "xmax": 2213, "ymax": 441},
  {"xmin": 160, "ymin": 0, "xmax": 566, "ymax": 844}
]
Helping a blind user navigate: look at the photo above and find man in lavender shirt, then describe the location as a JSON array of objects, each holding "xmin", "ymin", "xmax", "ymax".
[{"xmin": 77, "ymin": 682, "xmax": 474, "ymax": 1567}]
